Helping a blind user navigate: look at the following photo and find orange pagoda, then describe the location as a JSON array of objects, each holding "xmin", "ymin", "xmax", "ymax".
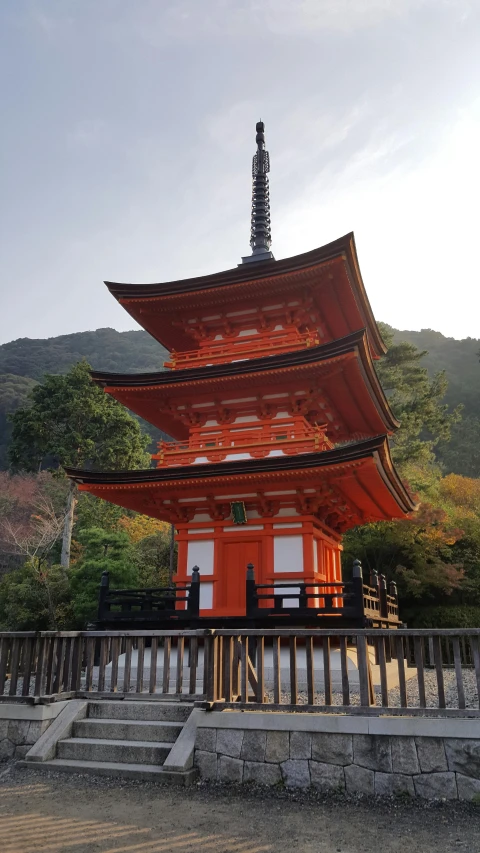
[{"xmin": 67, "ymin": 122, "xmax": 414, "ymax": 625}]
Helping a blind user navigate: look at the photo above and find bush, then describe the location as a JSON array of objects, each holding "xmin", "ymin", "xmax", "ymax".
[
  {"xmin": 404, "ymin": 605, "xmax": 480, "ymax": 629},
  {"xmin": 0, "ymin": 560, "xmax": 72, "ymax": 630}
]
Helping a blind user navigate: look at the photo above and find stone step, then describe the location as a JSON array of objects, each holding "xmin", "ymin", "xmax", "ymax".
[
  {"xmin": 87, "ymin": 701, "xmax": 193, "ymax": 723},
  {"xmin": 57, "ymin": 737, "xmax": 172, "ymax": 765},
  {"xmin": 19, "ymin": 759, "xmax": 198, "ymax": 785},
  {"xmin": 73, "ymin": 718, "xmax": 183, "ymax": 743}
]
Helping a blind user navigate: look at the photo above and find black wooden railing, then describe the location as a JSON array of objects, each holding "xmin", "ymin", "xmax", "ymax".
[
  {"xmin": 97, "ymin": 559, "xmax": 400, "ymax": 629},
  {"xmin": 97, "ymin": 566, "xmax": 200, "ymax": 626},
  {"xmin": 245, "ymin": 559, "xmax": 399, "ymax": 627}
]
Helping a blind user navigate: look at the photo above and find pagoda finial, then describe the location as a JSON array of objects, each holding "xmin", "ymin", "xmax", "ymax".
[{"xmin": 241, "ymin": 121, "xmax": 275, "ymax": 264}]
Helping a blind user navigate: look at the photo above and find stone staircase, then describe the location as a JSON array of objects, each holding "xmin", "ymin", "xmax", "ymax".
[{"xmin": 24, "ymin": 700, "xmax": 198, "ymax": 784}]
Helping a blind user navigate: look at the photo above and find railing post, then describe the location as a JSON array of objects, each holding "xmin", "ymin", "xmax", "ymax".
[
  {"xmin": 204, "ymin": 631, "xmax": 218, "ymax": 703},
  {"xmin": 379, "ymin": 574, "xmax": 388, "ymax": 620},
  {"xmin": 299, "ymin": 583, "xmax": 308, "ymax": 610},
  {"xmin": 389, "ymin": 580, "xmax": 398, "ymax": 617},
  {"xmin": 352, "ymin": 559, "xmax": 364, "ymax": 623},
  {"xmin": 188, "ymin": 566, "xmax": 200, "ymax": 618},
  {"xmin": 97, "ymin": 571, "xmax": 109, "ymax": 622},
  {"xmin": 246, "ymin": 563, "xmax": 256, "ymax": 618},
  {"xmin": 369, "ymin": 568, "xmax": 379, "ymax": 589}
]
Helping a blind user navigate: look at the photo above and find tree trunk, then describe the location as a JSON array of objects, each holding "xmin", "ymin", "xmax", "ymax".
[{"xmin": 61, "ymin": 481, "xmax": 77, "ymax": 569}]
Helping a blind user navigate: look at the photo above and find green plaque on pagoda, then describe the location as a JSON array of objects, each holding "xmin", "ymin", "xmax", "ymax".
[{"xmin": 230, "ymin": 501, "xmax": 247, "ymax": 524}]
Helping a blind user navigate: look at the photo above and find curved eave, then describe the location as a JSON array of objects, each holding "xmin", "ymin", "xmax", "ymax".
[
  {"xmin": 65, "ymin": 435, "xmax": 416, "ymax": 516},
  {"xmin": 105, "ymin": 232, "xmax": 386, "ymax": 358},
  {"xmin": 91, "ymin": 330, "xmax": 399, "ymax": 439}
]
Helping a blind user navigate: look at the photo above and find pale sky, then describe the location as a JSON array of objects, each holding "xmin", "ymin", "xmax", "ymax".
[{"xmin": 1, "ymin": 0, "xmax": 479, "ymax": 345}]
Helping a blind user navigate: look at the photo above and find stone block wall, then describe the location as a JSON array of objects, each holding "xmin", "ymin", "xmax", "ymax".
[
  {"xmin": 0, "ymin": 719, "xmax": 52, "ymax": 761},
  {"xmin": 195, "ymin": 717, "xmax": 480, "ymax": 801}
]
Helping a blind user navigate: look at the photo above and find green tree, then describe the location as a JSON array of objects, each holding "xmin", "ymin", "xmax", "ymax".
[
  {"xmin": 0, "ymin": 374, "xmax": 37, "ymax": 469},
  {"xmin": 377, "ymin": 324, "xmax": 461, "ymax": 467},
  {"xmin": 0, "ymin": 560, "xmax": 72, "ymax": 630},
  {"xmin": 132, "ymin": 531, "xmax": 174, "ymax": 588},
  {"xmin": 8, "ymin": 361, "xmax": 150, "ymax": 568},
  {"xmin": 69, "ymin": 527, "xmax": 138, "ymax": 628},
  {"xmin": 75, "ymin": 493, "xmax": 129, "ymax": 535},
  {"xmin": 437, "ymin": 416, "xmax": 480, "ymax": 478}
]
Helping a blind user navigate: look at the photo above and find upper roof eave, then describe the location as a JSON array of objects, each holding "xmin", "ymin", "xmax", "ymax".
[
  {"xmin": 104, "ymin": 232, "xmax": 386, "ymax": 357},
  {"xmin": 90, "ymin": 330, "xmax": 399, "ymax": 433}
]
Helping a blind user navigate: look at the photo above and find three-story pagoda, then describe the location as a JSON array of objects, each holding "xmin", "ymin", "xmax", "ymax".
[{"xmin": 68, "ymin": 122, "xmax": 414, "ymax": 619}]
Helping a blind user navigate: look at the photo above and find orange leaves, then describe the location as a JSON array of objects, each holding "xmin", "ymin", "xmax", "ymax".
[
  {"xmin": 118, "ymin": 514, "xmax": 170, "ymax": 544},
  {"xmin": 439, "ymin": 474, "xmax": 480, "ymax": 515}
]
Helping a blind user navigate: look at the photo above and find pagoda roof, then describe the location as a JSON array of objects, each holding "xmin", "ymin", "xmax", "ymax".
[
  {"xmin": 91, "ymin": 331, "xmax": 398, "ymax": 443},
  {"xmin": 65, "ymin": 436, "xmax": 415, "ymax": 532},
  {"xmin": 105, "ymin": 233, "xmax": 386, "ymax": 359}
]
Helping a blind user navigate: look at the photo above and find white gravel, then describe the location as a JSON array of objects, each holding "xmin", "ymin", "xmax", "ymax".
[{"xmin": 268, "ymin": 669, "xmax": 479, "ymax": 710}]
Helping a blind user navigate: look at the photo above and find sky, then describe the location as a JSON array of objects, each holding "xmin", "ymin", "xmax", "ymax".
[{"xmin": 0, "ymin": 0, "xmax": 479, "ymax": 345}]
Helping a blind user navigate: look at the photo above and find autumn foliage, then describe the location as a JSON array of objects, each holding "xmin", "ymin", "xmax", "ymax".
[{"xmin": 118, "ymin": 514, "xmax": 170, "ymax": 544}]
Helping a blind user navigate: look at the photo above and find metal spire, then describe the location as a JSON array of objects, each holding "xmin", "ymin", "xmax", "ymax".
[{"xmin": 242, "ymin": 121, "xmax": 275, "ymax": 264}]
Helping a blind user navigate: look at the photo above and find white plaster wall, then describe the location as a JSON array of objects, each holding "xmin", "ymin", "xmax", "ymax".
[
  {"xmin": 274, "ymin": 582, "xmax": 300, "ymax": 607},
  {"xmin": 187, "ymin": 540, "xmax": 214, "ymax": 575},
  {"xmin": 273, "ymin": 535, "xmax": 303, "ymax": 573},
  {"xmin": 200, "ymin": 582, "xmax": 213, "ymax": 610}
]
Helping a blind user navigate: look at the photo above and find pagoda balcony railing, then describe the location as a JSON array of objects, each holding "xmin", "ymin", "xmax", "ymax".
[
  {"xmin": 163, "ymin": 328, "xmax": 320, "ymax": 369},
  {"xmin": 96, "ymin": 561, "xmax": 400, "ymax": 631},
  {"xmin": 245, "ymin": 563, "xmax": 400, "ymax": 627},
  {"xmin": 97, "ymin": 567, "xmax": 200, "ymax": 624},
  {"xmin": 153, "ymin": 424, "xmax": 333, "ymax": 467}
]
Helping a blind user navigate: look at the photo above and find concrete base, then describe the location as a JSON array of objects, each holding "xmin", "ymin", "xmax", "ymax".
[
  {"xmin": 193, "ymin": 710, "xmax": 480, "ymax": 800},
  {"xmin": 19, "ymin": 759, "xmax": 198, "ymax": 784},
  {"xmin": 0, "ymin": 701, "xmax": 70, "ymax": 762}
]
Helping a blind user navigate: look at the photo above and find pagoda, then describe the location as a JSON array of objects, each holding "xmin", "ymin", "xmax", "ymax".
[{"xmin": 67, "ymin": 122, "xmax": 414, "ymax": 620}]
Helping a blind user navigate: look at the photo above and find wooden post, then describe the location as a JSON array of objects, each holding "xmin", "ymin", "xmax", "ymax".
[
  {"xmin": 246, "ymin": 563, "xmax": 256, "ymax": 618},
  {"xmin": 188, "ymin": 566, "xmax": 200, "ymax": 618},
  {"xmin": 379, "ymin": 574, "xmax": 388, "ymax": 621},
  {"xmin": 352, "ymin": 559, "xmax": 364, "ymax": 624},
  {"xmin": 389, "ymin": 580, "xmax": 398, "ymax": 619}
]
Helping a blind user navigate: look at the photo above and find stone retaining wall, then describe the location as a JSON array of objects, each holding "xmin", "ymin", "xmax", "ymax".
[
  {"xmin": 0, "ymin": 702, "xmax": 69, "ymax": 762},
  {"xmin": 194, "ymin": 712, "xmax": 480, "ymax": 801}
]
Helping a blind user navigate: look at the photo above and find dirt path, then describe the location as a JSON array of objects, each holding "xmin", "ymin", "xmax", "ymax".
[{"xmin": 0, "ymin": 766, "xmax": 479, "ymax": 853}]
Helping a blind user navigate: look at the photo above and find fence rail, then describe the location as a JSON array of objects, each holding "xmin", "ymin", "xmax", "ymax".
[{"xmin": 0, "ymin": 627, "xmax": 479, "ymax": 717}]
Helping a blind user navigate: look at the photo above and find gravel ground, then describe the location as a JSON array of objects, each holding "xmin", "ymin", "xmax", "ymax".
[
  {"xmin": 0, "ymin": 763, "xmax": 479, "ymax": 853},
  {"xmin": 268, "ymin": 669, "xmax": 479, "ymax": 709}
]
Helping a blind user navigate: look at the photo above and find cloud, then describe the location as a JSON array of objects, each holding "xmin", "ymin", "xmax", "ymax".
[
  {"xmin": 67, "ymin": 119, "xmax": 110, "ymax": 151},
  {"xmin": 24, "ymin": 1, "xmax": 75, "ymax": 37},
  {"xmin": 274, "ymin": 96, "xmax": 480, "ymax": 337},
  {"xmin": 127, "ymin": 0, "xmax": 472, "ymax": 44}
]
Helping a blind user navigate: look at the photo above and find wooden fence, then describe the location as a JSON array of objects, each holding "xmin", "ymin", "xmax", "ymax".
[{"xmin": 0, "ymin": 628, "xmax": 479, "ymax": 717}]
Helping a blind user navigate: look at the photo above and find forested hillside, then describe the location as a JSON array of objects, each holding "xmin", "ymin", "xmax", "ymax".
[
  {"xmin": 388, "ymin": 326, "xmax": 480, "ymax": 477},
  {"xmin": 0, "ymin": 325, "xmax": 478, "ymax": 475},
  {"xmin": 0, "ymin": 328, "xmax": 169, "ymax": 379}
]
